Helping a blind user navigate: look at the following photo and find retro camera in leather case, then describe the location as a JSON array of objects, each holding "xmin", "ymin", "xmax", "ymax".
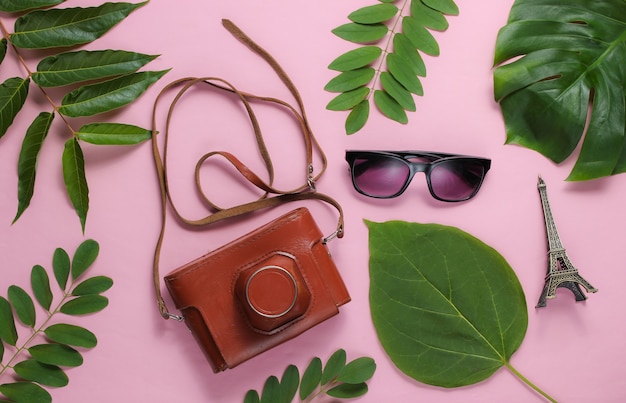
[{"xmin": 164, "ymin": 207, "xmax": 350, "ymax": 372}]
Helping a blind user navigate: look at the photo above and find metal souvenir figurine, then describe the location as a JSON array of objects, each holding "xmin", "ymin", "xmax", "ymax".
[{"xmin": 536, "ymin": 176, "xmax": 598, "ymax": 307}]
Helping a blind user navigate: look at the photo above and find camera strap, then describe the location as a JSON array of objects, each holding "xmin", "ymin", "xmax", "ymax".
[{"xmin": 151, "ymin": 19, "xmax": 344, "ymax": 320}]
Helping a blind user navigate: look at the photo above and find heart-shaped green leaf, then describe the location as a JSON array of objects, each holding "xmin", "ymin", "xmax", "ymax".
[
  {"xmin": 11, "ymin": 2, "xmax": 146, "ymax": 49},
  {"xmin": 367, "ymin": 220, "xmax": 528, "ymax": 388},
  {"xmin": 493, "ymin": 0, "xmax": 626, "ymax": 181}
]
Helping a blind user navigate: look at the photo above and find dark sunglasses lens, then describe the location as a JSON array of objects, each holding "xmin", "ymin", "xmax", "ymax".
[
  {"xmin": 430, "ymin": 160, "xmax": 485, "ymax": 201},
  {"xmin": 352, "ymin": 156, "xmax": 410, "ymax": 197}
]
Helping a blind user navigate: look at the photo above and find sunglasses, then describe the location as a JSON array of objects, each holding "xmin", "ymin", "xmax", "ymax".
[{"xmin": 345, "ymin": 150, "xmax": 491, "ymax": 202}]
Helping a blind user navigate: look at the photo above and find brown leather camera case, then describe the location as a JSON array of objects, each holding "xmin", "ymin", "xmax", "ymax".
[{"xmin": 164, "ymin": 207, "xmax": 350, "ymax": 372}]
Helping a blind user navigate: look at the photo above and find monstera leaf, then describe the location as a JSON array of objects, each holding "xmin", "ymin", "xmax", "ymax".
[
  {"xmin": 367, "ymin": 220, "xmax": 556, "ymax": 401},
  {"xmin": 493, "ymin": 0, "xmax": 626, "ymax": 181}
]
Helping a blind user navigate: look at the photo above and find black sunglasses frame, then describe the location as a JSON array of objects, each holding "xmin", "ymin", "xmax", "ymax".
[{"xmin": 345, "ymin": 150, "xmax": 492, "ymax": 202}]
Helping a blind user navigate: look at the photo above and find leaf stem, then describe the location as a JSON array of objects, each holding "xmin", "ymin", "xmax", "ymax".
[
  {"xmin": 0, "ymin": 17, "xmax": 76, "ymax": 137},
  {"xmin": 368, "ymin": 0, "xmax": 411, "ymax": 100},
  {"xmin": 504, "ymin": 362, "xmax": 558, "ymax": 403},
  {"xmin": 0, "ymin": 279, "xmax": 76, "ymax": 379}
]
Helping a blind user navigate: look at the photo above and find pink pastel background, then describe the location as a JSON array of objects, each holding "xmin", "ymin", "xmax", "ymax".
[{"xmin": 1, "ymin": 1, "xmax": 624, "ymax": 402}]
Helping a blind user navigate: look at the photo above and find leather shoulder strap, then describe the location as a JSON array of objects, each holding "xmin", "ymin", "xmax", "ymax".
[{"xmin": 151, "ymin": 20, "xmax": 343, "ymax": 320}]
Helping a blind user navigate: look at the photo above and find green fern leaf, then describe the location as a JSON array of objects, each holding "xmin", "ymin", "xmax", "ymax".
[{"xmin": 326, "ymin": 0, "xmax": 459, "ymax": 134}]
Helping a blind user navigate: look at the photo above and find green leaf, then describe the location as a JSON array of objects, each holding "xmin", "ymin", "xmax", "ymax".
[
  {"xmin": 299, "ymin": 357, "xmax": 322, "ymax": 401},
  {"xmin": 279, "ymin": 365, "xmax": 299, "ymax": 403},
  {"xmin": 346, "ymin": 100, "xmax": 370, "ymax": 135},
  {"xmin": 367, "ymin": 220, "xmax": 528, "ymax": 387},
  {"xmin": 72, "ymin": 276, "xmax": 113, "ymax": 296},
  {"xmin": 53, "ymin": 247, "xmax": 71, "ymax": 291},
  {"xmin": 0, "ymin": 77, "xmax": 29, "ymax": 139},
  {"xmin": 11, "ymin": 2, "xmax": 147, "ymax": 49},
  {"xmin": 326, "ymin": 87, "xmax": 370, "ymax": 111},
  {"xmin": 422, "ymin": 0, "xmax": 459, "ymax": 16},
  {"xmin": 410, "ymin": 0, "xmax": 450, "ymax": 31},
  {"xmin": 0, "ymin": 335, "xmax": 4, "ymax": 362},
  {"xmin": 332, "ymin": 22, "xmax": 388, "ymax": 43},
  {"xmin": 0, "ymin": 0, "xmax": 64, "ymax": 13},
  {"xmin": 71, "ymin": 239, "xmax": 99, "ymax": 280},
  {"xmin": 28, "ymin": 344, "xmax": 83, "ymax": 367},
  {"xmin": 31, "ymin": 264, "xmax": 53, "ymax": 311},
  {"xmin": 324, "ymin": 68, "xmax": 375, "ymax": 93},
  {"xmin": 0, "ymin": 382, "xmax": 51, "ymax": 403},
  {"xmin": 44, "ymin": 323, "xmax": 97, "ymax": 348},
  {"xmin": 0, "ymin": 296, "xmax": 18, "ymax": 346},
  {"xmin": 348, "ymin": 4, "xmax": 398, "ymax": 24},
  {"xmin": 380, "ymin": 72, "xmax": 416, "ymax": 112},
  {"xmin": 60, "ymin": 295, "xmax": 108, "ymax": 315},
  {"xmin": 0, "ymin": 38, "xmax": 6, "ymax": 63},
  {"xmin": 393, "ymin": 34, "xmax": 426, "ymax": 77},
  {"xmin": 336, "ymin": 357, "xmax": 376, "ymax": 384},
  {"xmin": 13, "ymin": 112, "xmax": 54, "ymax": 223},
  {"xmin": 76, "ymin": 122, "xmax": 151, "ymax": 145},
  {"xmin": 59, "ymin": 69, "xmax": 169, "ymax": 117},
  {"xmin": 326, "ymin": 382, "xmax": 369, "ymax": 399},
  {"xmin": 493, "ymin": 0, "xmax": 626, "ymax": 181},
  {"xmin": 62, "ymin": 138, "xmax": 89, "ymax": 232},
  {"xmin": 328, "ymin": 46, "xmax": 382, "ymax": 71},
  {"xmin": 7, "ymin": 285, "xmax": 36, "ymax": 328},
  {"xmin": 13, "ymin": 359, "xmax": 68, "ymax": 387},
  {"xmin": 403, "ymin": 16, "xmax": 440, "ymax": 56},
  {"xmin": 374, "ymin": 90, "xmax": 408, "ymax": 124},
  {"xmin": 321, "ymin": 349, "xmax": 346, "ymax": 385},
  {"xmin": 243, "ymin": 390, "xmax": 260, "ymax": 403},
  {"xmin": 259, "ymin": 376, "xmax": 280, "ymax": 403},
  {"xmin": 33, "ymin": 50, "xmax": 158, "ymax": 87},
  {"xmin": 386, "ymin": 53, "xmax": 424, "ymax": 95}
]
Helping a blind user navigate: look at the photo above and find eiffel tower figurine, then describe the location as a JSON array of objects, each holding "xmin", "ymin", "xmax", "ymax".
[{"xmin": 536, "ymin": 175, "xmax": 598, "ymax": 308}]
